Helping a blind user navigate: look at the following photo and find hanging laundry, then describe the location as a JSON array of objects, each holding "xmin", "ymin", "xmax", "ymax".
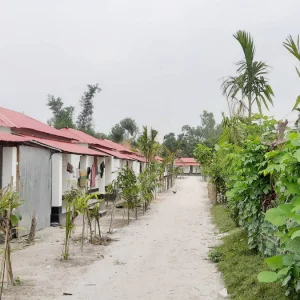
[
  {"xmin": 91, "ymin": 164, "xmax": 96, "ymax": 188},
  {"xmin": 67, "ymin": 162, "xmax": 74, "ymax": 173},
  {"xmin": 100, "ymin": 161, "xmax": 105, "ymax": 178},
  {"xmin": 87, "ymin": 167, "xmax": 91, "ymax": 179}
]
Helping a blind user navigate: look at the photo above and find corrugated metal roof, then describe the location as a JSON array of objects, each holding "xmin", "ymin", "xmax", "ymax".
[
  {"xmin": 0, "ymin": 132, "xmax": 31, "ymax": 142},
  {"xmin": 31, "ymin": 138, "xmax": 109, "ymax": 156},
  {"xmin": 175, "ymin": 157, "xmax": 200, "ymax": 166},
  {"xmin": 0, "ymin": 107, "xmax": 73, "ymax": 139},
  {"xmin": 126, "ymin": 153, "xmax": 147, "ymax": 163},
  {"xmin": 102, "ymin": 139, "xmax": 135, "ymax": 153},
  {"xmin": 91, "ymin": 146, "xmax": 134, "ymax": 160}
]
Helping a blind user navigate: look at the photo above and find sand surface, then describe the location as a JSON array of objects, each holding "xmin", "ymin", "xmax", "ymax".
[{"xmin": 4, "ymin": 176, "xmax": 224, "ymax": 300}]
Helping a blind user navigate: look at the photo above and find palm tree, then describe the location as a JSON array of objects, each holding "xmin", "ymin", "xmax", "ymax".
[
  {"xmin": 283, "ymin": 35, "xmax": 300, "ymax": 112},
  {"xmin": 222, "ymin": 30, "xmax": 274, "ymax": 121},
  {"xmin": 138, "ymin": 126, "xmax": 158, "ymax": 167}
]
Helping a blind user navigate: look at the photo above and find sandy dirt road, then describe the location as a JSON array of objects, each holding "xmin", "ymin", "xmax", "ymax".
[{"xmin": 57, "ymin": 176, "xmax": 224, "ymax": 300}]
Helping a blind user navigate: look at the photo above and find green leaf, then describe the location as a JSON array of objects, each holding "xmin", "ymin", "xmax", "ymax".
[
  {"xmin": 265, "ymin": 208, "xmax": 287, "ymax": 226},
  {"xmin": 291, "ymin": 230, "xmax": 300, "ymax": 240},
  {"xmin": 293, "ymin": 215, "xmax": 300, "ymax": 224},
  {"xmin": 293, "ymin": 149, "xmax": 300, "ymax": 163},
  {"xmin": 265, "ymin": 256, "xmax": 283, "ymax": 269},
  {"xmin": 287, "ymin": 131, "xmax": 300, "ymax": 141},
  {"xmin": 293, "ymin": 266, "xmax": 300, "ymax": 280},
  {"xmin": 10, "ymin": 214, "xmax": 19, "ymax": 227},
  {"xmin": 287, "ymin": 182, "xmax": 300, "ymax": 195},
  {"xmin": 257, "ymin": 271, "xmax": 278, "ymax": 283},
  {"xmin": 293, "ymin": 95, "xmax": 300, "ymax": 111},
  {"xmin": 278, "ymin": 204, "xmax": 294, "ymax": 217},
  {"xmin": 283, "ymin": 255, "xmax": 295, "ymax": 266},
  {"xmin": 277, "ymin": 267, "xmax": 290, "ymax": 277},
  {"xmin": 285, "ymin": 238, "xmax": 300, "ymax": 253}
]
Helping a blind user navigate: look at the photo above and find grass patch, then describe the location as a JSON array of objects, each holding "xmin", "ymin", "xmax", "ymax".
[
  {"xmin": 211, "ymin": 204, "xmax": 286, "ymax": 300},
  {"xmin": 211, "ymin": 204, "xmax": 236, "ymax": 233}
]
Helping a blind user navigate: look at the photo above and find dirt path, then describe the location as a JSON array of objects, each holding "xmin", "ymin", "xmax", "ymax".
[{"xmin": 56, "ymin": 176, "xmax": 224, "ymax": 300}]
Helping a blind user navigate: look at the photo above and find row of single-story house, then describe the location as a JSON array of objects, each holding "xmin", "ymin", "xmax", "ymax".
[
  {"xmin": 174, "ymin": 157, "xmax": 200, "ymax": 175},
  {"xmin": 0, "ymin": 107, "xmax": 165, "ymax": 236},
  {"xmin": 0, "ymin": 107, "xmax": 201, "ymax": 236}
]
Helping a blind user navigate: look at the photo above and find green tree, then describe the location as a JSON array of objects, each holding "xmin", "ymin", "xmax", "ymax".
[
  {"xmin": 110, "ymin": 124, "xmax": 125, "ymax": 143},
  {"xmin": 222, "ymin": 30, "xmax": 274, "ymax": 120},
  {"xmin": 138, "ymin": 126, "xmax": 159, "ymax": 165},
  {"xmin": 77, "ymin": 84, "xmax": 101, "ymax": 135},
  {"xmin": 163, "ymin": 132, "xmax": 178, "ymax": 153},
  {"xmin": 95, "ymin": 132, "xmax": 108, "ymax": 139},
  {"xmin": 47, "ymin": 95, "xmax": 75, "ymax": 129},
  {"xmin": 120, "ymin": 118, "xmax": 139, "ymax": 139},
  {"xmin": 200, "ymin": 110, "xmax": 223, "ymax": 148},
  {"xmin": 283, "ymin": 35, "xmax": 300, "ymax": 126}
]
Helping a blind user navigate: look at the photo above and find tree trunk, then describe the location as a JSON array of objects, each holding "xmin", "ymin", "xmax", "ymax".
[
  {"xmin": 108, "ymin": 201, "xmax": 115, "ymax": 233},
  {"xmin": 248, "ymin": 93, "xmax": 252, "ymax": 121},
  {"xmin": 81, "ymin": 214, "xmax": 85, "ymax": 252},
  {"xmin": 96, "ymin": 217, "xmax": 101, "ymax": 238}
]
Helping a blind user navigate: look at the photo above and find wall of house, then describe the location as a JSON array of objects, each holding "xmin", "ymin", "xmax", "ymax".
[
  {"xmin": 132, "ymin": 161, "xmax": 140, "ymax": 176},
  {"xmin": 0, "ymin": 127, "xmax": 11, "ymax": 134},
  {"xmin": 112, "ymin": 158, "xmax": 121, "ymax": 182},
  {"xmin": 120, "ymin": 159, "xmax": 127, "ymax": 169},
  {"xmin": 62, "ymin": 153, "xmax": 80, "ymax": 195},
  {"xmin": 105, "ymin": 156, "xmax": 113, "ymax": 186},
  {"xmin": 52, "ymin": 153, "xmax": 62, "ymax": 207},
  {"xmin": 2, "ymin": 146, "xmax": 17, "ymax": 188},
  {"xmin": 193, "ymin": 166, "xmax": 200, "ymax": 174},
  {"xmin": 97, "ymin": 157, "xmax": 106, "ymax": 193}
]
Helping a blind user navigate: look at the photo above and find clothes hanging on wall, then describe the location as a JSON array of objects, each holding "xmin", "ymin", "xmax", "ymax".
[
  {"xmin": 91, "ymin": 164, "xmax": 96, "ymax": 188},
  {"xmin": 87, "ymin": 167, "xmax": 91, "ymax": 179},
  {"xmin": 67, "ymin": 162, "xmax": 74, "ymax": 173},
  {"xmin": 100, "ymin": 161, "xmax": 105, "ymax": 178}
]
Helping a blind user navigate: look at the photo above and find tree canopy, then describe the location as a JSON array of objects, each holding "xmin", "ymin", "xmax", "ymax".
[
  {"xmin": 47, "ymin": 95, "xmax": 75, "ymax": 129},
  {"xmin": 77, "ymin": 84, "xmax": 101, "ymax": 135}
]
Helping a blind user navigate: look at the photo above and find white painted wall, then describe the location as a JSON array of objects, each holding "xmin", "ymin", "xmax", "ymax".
[
  {"xmin": 120, "ymin": 159, "xmax": 127, "ymax": 169},
  {"xmin": 2, "ymin": 147, "xmax": 17, "ymax": 188},
  {"xmin": 62, "ymin": 154, "xmax": 80, "ymax": 194},
  {"xmin": 132, "ymin": 161, "xmax": 140, "ymax": 176},
  {"xmin": 105, "ymin": 156, "xmax": 113, "ymax": 186},
  {"xmin": 193, "ymin": 166, "xmax": 200, "ymax": 174},
  {"xmin": 97, "ymin": 157, "xmax": 106, "ymax": 193},
  {"xmin": 0, "ymin": 127, "xmax": 11, "ymax": 134},
  {"xmin": 52, "ymin": 153, "xmax": 62, "ymax": 207},
  {"xmin": 112, "ymin": 158, "xmax": 121, "ymax": 182}
]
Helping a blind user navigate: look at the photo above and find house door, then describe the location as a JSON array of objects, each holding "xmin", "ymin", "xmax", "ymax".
[
  {"xmin": 190, "ymin": 166, "xmax": 193, "ymax": 174},
  {"xmin": 18, "ymin": 146, "xmax": 51, "ymax": 236}
]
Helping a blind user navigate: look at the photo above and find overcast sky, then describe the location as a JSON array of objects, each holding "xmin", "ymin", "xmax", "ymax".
[{"xmin": 1, "ymin": 0, "xmax": 300, "ymax": 140}]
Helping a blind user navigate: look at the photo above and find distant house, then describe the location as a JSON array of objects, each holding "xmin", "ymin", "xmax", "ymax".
[{"xmin": 174, "ymin": 157, "xmax": 200, "ymax": 175}]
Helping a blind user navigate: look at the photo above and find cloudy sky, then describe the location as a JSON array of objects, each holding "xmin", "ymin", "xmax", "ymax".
[{"xmin": 1, "ymin": 0, "xmax": 300, "ymax": 139}]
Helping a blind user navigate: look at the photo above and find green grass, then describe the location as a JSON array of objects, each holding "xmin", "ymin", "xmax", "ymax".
[
  {"xmin": 211, "ymin": 204, "xmax": 236, "ymax": 233},
  {"xmin": 211, "ymin": 204, "xmax": 286, "ymax": 300}
]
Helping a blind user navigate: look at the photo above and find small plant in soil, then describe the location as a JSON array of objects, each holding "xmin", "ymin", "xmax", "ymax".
[
  {"xmin": 208, "ymin": 249, "xmax": 223, "ymax": 263},
  {"xmin": 0, "ymin": 177, "xmax": 23, "ymax": 298}
]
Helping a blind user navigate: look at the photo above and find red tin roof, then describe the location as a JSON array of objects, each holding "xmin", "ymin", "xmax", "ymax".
[
  {"xmin": 0, "ymin": 132, "xmax": 31, "ymax": 143},
  {"xmin": 175, "ymin": 157, "xmax": 200, "ymax": 166},
  {"xmin": 31, "ymin": 138, "xmax": 109, "ymax": 156},
  {"xmin": 0, "ymin": 107, "xmax": 72, "ymax": 140},
  {"xmin": 91, "ymin": 146, "xmax": 134, "ymax": 160}
]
